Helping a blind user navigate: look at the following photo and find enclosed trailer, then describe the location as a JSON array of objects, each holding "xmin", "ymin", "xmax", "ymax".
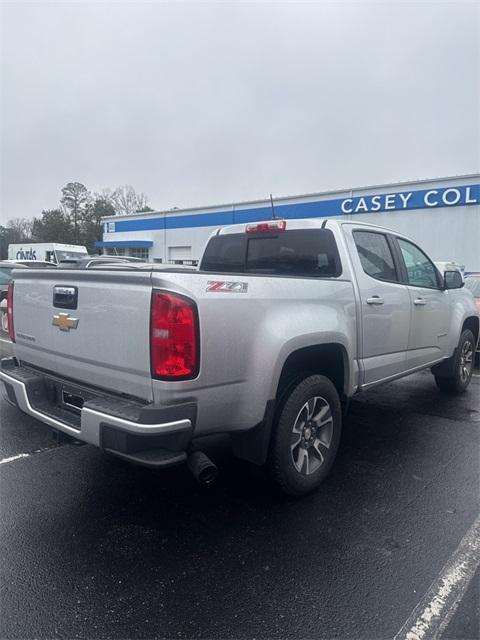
[{"xmin": 8, "ymin": 243, "xmax": 88, "ymax": 264}]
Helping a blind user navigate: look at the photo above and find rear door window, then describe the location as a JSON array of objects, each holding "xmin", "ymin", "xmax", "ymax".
[
  {"xmin": 201, "ymin": 229, "xmax": 342, "ymax": 277},
  {"xmin": 353, "ymin": 231, "xmax": 399, "ymax": 282}
]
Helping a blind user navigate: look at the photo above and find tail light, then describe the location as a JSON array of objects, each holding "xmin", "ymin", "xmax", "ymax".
[
  {"xmin": 7, "ymin": 282, "xmax": 15, "ymax": 342},
  {"xmin": 245, "ymin": 220, "xmax": 286, "ymax": 234},
  {"xmin": 150, "ymin": 291, "xmax": 199, "ymax": 379}
]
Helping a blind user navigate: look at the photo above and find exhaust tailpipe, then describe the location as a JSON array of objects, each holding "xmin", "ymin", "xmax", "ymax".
[{"xmin": 187, "ymin": 451, "xmax": 218, "ymax": 485}]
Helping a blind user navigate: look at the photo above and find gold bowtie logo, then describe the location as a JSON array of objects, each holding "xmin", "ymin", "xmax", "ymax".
[{"xmin": 52, "ymin": 313, "xmax": 79, "ymax": 332}]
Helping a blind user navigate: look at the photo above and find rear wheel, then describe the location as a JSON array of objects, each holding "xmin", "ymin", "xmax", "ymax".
[
  {"xmin": 269, "ymin": 375, "xmax": 342, "ymax": 496},
  {"xmin": 434, "ymin": 329, "xmax": 475, "ymax": 394}
]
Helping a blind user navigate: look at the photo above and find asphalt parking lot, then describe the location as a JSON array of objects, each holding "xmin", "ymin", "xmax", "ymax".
[{"xmin": 1, "ymin": 366, "xmax": 479, "ymax": 639}]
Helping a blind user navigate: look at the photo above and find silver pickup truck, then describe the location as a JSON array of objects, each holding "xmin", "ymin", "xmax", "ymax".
[{"xmin": 1, "ymin": 219, "xmax": 478, "ymax": 495}]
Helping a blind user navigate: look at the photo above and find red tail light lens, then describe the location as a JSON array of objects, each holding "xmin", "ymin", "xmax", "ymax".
[
  {"xmin": 7, "ymin": 282, "xmax": 15, "ymax": 342},
  {"xmin": 150, "ymin": 291, "xmax": 199, "ymax": 379},
  {"xmin": 246, "ymin": 220, "xmax": 286, "ymax": 234}
]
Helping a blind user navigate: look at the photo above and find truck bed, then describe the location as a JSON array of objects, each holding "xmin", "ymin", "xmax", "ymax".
[{"xmin": 10, "ymin": 265, "xmax": 357, "ymax": 436}]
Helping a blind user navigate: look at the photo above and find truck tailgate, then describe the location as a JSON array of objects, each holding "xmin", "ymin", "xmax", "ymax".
[{"xmin": 12, "ymin": 269, "xmax": 154, "ymax": 402}]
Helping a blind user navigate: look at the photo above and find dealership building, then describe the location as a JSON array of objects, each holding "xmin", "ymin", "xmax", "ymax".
[{"xmin": 98, "ymin": 173, "xmax": 480, "ymax": 272}]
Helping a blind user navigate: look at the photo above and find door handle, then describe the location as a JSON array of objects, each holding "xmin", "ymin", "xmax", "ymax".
[
  {"xmin": 366, "ymin": 296, "xmax": 384, "ymax": 305},
  {"xmin": 413, "ymin": 298, "xmax": 427, "ymax": 306}
]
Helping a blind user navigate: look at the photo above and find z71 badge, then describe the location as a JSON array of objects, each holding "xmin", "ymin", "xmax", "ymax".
[{"xmin": 206, "ymin": 281, "xmax": 248, "ymax": 293}]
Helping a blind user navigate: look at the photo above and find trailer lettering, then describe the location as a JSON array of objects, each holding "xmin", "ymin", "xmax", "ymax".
[{"xmin": 15, "ymin": 249, "xmax": 37, "ymax": 260}]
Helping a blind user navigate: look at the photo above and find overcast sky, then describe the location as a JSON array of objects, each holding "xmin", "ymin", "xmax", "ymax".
[{"xmin": 1, "ymin": 1, "xmax": 479, "ymax": 223}]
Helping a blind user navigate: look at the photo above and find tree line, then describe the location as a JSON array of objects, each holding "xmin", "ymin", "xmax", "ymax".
[{"xmin": 0, "ymin": 182, "xmax": 153, "ymax": 259}]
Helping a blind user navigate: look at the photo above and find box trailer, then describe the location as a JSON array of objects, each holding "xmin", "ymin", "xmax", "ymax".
[{"xmin": 8, "ymin": 243, "xmax": 88, "ymax": 264}]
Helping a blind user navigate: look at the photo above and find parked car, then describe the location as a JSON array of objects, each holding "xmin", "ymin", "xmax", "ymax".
[
  {"xmin": 8, "ymin": 260, "xmax": 57, "ymax": 268},
  {"xmin": 464, "ymin": 274, "xmax": 480, "ymax": 363},
  {"xmin": 0, "ymin": 262, "xmax": 28, "ymax": 334},
  {"xmin": 434, "ymin": 260, "xmax": 465, "ymax": 279},
  {"xmin": 464, "ymin": 274, "xmax": 480, "ymax": 307},
  {"xmin": 1, "ymin": 220, "xmax": 478, "ymax": 496},
  {"xmin": 57, "ymin": 255, "xmax": 145, "ymax": 269}
]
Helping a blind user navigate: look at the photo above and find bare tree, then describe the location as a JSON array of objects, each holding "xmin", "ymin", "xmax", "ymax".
[
  {"xmin": 111, "ymin": 185, "xmax": 149, "ymax": 216},
  {"xmin": 96, "ymin": 187, "xmax": 114, "ymax": 204},
  {"xmin": 7, "ymin": 218, "xmax": 33, "ymax": 243}
]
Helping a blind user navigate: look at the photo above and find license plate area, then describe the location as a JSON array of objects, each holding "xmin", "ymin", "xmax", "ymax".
[{"xmin": 61, "ymin": 390, "xmax": 84, "ymax": 414}]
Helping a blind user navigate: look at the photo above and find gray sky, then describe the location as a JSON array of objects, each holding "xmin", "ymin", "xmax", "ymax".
[{"xmin": 1, "ymin": 0, "xmax": 479, "ymax": 223}]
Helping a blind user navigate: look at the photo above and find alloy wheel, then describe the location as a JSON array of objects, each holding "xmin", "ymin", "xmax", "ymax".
[
  {"xmin": 459, "ymin": 340, "xmax": 474, "ymax": 383},
  {"xmin": 290, "ymin": 396, "xmax": 333, "ymax": 476}
]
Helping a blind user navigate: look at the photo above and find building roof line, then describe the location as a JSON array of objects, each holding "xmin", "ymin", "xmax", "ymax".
[{"xmin": 102, "ymin": 172, "xmax": 480, "ymax": 221}]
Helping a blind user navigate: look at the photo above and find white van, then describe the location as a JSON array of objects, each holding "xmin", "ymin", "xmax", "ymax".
[{"xmin": 7, "ymin": 243, "xmax": 88, "ymax": 264}]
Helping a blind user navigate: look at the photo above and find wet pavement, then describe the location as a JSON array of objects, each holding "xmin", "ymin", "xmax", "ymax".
[{"xmin": 1, "ymin": 369, "xmax": 479, "ymax": 639}]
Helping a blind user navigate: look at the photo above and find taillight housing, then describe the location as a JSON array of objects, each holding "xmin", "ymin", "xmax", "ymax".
[
  {"xmin": 150, "ymin": 291, "xmax": 199, "ymax": 379},
  {"xmin": 7, "ymin": 282, "xmax": 15, "ymax": 342},
  {"xmin": 245, "ymin": 220, "xmax": 286, "ymax": 234}
]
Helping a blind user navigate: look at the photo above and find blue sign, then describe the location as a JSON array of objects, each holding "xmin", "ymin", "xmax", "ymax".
[
  {"xmin": 105, "ymin": 183, "xmax": 480, "ymax": 234},
  {"xmin": 339, "ymin": 184, "xmax": 479, "ymax": 214}
]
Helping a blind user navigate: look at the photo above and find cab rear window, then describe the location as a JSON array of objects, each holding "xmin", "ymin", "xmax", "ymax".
[{"xmin": 200, "ymin": 229, "xmax": 342, "ymax": 277}]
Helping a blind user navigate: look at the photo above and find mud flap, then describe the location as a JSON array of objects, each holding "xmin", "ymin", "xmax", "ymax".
[
  {"xmin": 230, "ymin": 400, "xmax": 276, "ymax": 466},
  {"xmin": 431, "ymin": 347, "xmax": 458, "ymax": 378}
]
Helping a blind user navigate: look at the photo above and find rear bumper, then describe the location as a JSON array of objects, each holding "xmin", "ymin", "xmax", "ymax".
[{"xmin": 0, "ymin": 358, "xmax": 195, "ymax": 468}]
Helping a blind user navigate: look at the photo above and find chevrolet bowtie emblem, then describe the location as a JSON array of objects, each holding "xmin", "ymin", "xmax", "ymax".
[{"xmin": 52, "ymin": 313, "xmax": 79, "ymax": 332}]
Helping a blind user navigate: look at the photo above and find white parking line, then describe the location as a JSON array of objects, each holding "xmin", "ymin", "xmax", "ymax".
[
  {"xmin": 0, "ymin": 452, "xmax": 31, "ymax": 465},
  {"xmin": 0, "ymin": 446, "xmax": 62, "ymax": 466},
  {"xmin": 394, "ymin": 514, "xmax": 480, "ymax": 640}
]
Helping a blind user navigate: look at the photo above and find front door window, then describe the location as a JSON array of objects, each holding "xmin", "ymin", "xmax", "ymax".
[{"xmin": 397, "ymin": 239, "xmax": 440, "ymax": 289}]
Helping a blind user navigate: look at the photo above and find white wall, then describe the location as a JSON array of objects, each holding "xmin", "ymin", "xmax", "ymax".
[
  {"xmin": 101, "ymin": 175, "xmax": 480, "ymax": 271},
  {"xmin": 102, "ymin": 204, "xmax": 479, "ymax": 271},
  {"xmin": 337, "ymin": 205, "xmax": 480, "ymax": 271}
]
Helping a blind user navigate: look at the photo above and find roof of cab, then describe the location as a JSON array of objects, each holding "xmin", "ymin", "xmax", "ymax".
[{"xmin": 215, "ymin": 217, "xmax": 411, "ymax": 238}]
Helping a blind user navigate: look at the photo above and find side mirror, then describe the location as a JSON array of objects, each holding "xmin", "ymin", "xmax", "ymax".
[{"xmin": 444, "ymin": 270, "xmax": 463, "ymax": 289}]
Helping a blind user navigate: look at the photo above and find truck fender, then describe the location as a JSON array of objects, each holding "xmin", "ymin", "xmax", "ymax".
[{"xmin": 231, "ymin": 342, "xmax": 350, "ymax": 466}]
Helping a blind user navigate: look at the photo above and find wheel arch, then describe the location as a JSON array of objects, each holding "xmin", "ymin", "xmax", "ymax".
[
  {"xmin": 432, "ymin": 315, "xmax": 479, "ymax": 379},
  {"xmin": 275, "ymin": 343, "xmax": 349, "ymax": 403},
  {"xmin": 462, "ymin": 316, "xmax": 479, "ymax": 348},
  {"xmin": 230, "ymin": 342, "xmax": 349, "ymax": 466}
]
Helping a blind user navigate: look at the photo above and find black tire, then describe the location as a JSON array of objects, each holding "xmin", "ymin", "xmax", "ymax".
[
  {"xmin": 434, "ymin": 329, "xmax": 475, "ymax": 394},
  {"xmin": 269, "ymin": 375, "xmax": 342, "ymax": 496}
]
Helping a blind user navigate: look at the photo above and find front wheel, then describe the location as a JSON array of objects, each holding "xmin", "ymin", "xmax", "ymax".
[
  {"xmin": 434, "ymin": 329, "xmax": 475, "ymax": 394},
  {"xmin": 269, "ymin": 375, "xmax": 342, "ymax": 496}
]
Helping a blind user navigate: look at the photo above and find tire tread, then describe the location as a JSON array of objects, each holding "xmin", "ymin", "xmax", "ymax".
[{"xmin": 269, "ymin": 374, "xmax": 342, "ymax": 496}]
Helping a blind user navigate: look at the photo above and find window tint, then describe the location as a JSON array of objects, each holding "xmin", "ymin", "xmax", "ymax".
[
  {"xmin": 397, "ymin": 238, "xmax": 440, "ymax": 288},
  {"xmin": 353, "ymin": 231, "xmax": 397, "ymax": 282},
  {"xmin": 201, "ymin": 229, "xmax": 342, "ymax": 277},
  {"xmin": 201, "ymin": 235, "xmax": 246, "ymax": 272},
  {"xmin": 246, "ymin": 230, "xmax": 341, "ymax": 276},
  {"xmin": 0, "ymin": 268, "xmax": 13, "ymax": 285}
]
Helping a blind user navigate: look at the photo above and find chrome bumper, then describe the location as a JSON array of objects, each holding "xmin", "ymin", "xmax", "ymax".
[{"xmin": 0, "ymin": 361, "xmax": 194, "ymax": 467}]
